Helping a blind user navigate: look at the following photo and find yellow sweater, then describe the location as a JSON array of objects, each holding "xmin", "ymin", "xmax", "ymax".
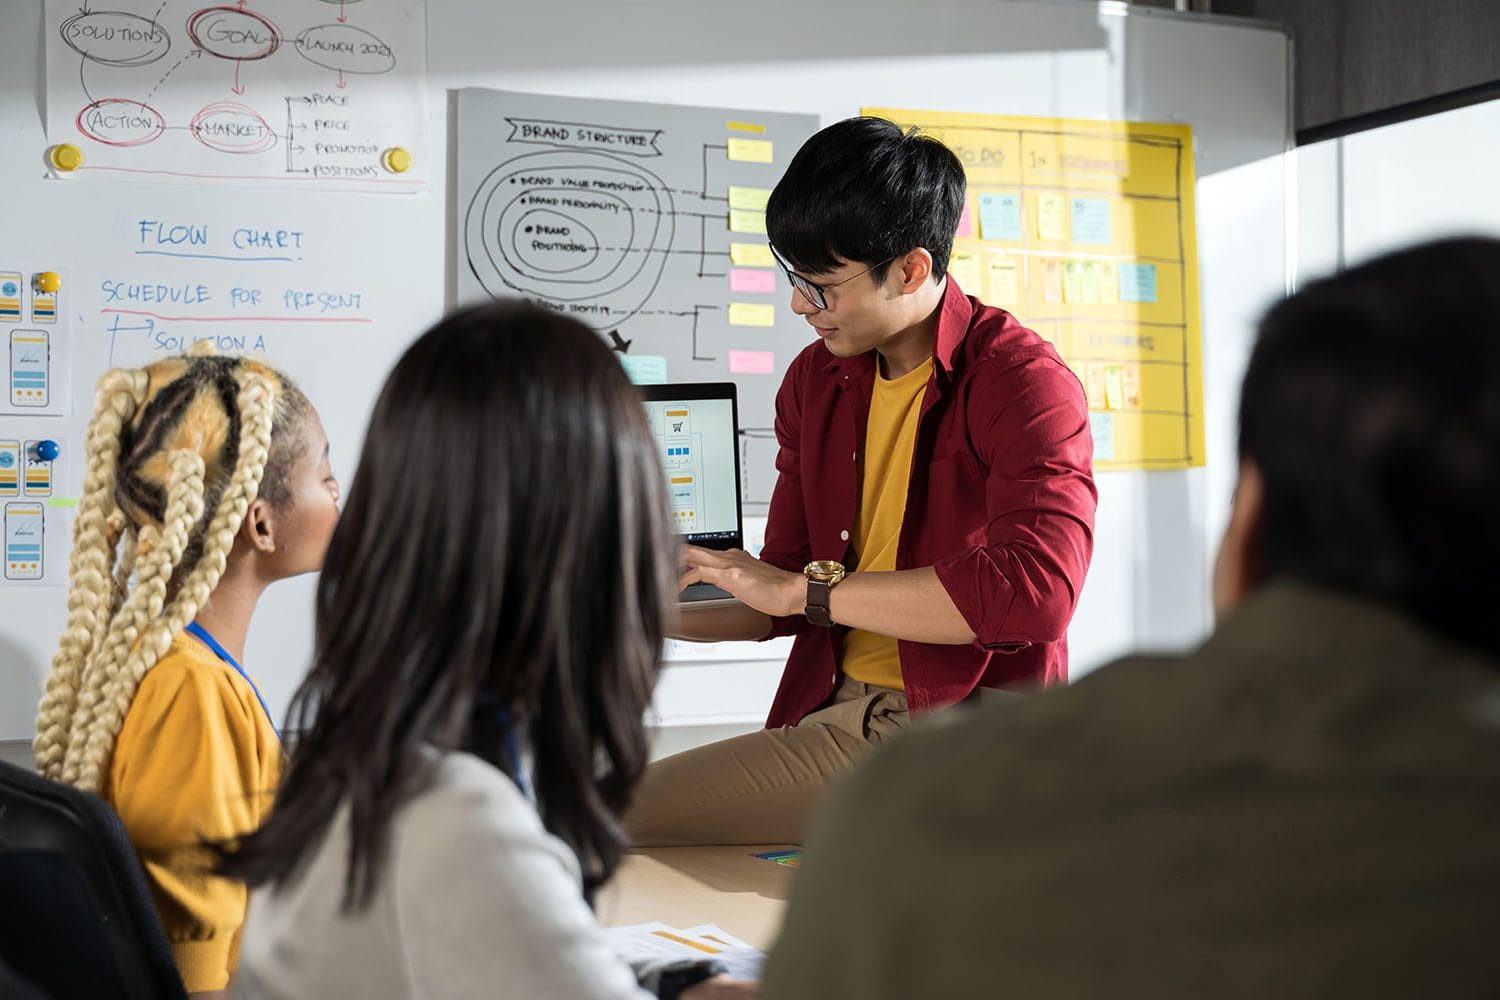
[
  {"xmin": 106, "ymin": 629, "xmax": 281, "ymax": 993},
  {"xmin": 842, "ymin": 358, "xmax": 932, "ymax": 690}
]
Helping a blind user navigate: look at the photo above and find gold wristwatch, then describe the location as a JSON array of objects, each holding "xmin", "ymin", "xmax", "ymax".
[{"xmin": 803, "ymin": 560, "xmax": 846, "ymax": 627}]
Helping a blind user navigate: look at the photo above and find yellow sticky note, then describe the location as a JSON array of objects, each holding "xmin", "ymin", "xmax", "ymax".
[
  {"xmin": 728, "ymin": 302, "xmax": 776, "ymax": 327},
  {"xmin": 1104, "ymin": 365, "xmax": 1125, "ymax": 410},
  {"xmin": 728, "ymin": 209, "xmax": 768, "ymax": 235},
  {"xmin": 1081, "ymin": 261, "xmax": 1100, "ymax": 304},
  {"xmin": 1086, "ymin": 363, "xmax": 1107, "ymax": 408},
  {"xmin": 985, "ymin": 255, "xmax": 1019, "ymax": 305},
  {"xmin": 727, "ymin": 138, "xmax": 774, "ymax": 164},
  {"xmin": 947, "ymin": 250, "xmax": 981, "ymax": 293},
  {"xmin": 1042, "ymin": 259, "xmax": 1063, "ymax": 304},
  {"xmin": 727, "ymin": 120, "xmax": 766, "ymax": 134},
  {"xmin": 1037, "ymin": 193, "xmax": 1068, "ymax": 241},
  {"xmin": 1121, "ymin": 364, "xmax": 1142, "ymax": 408},
  {"xmin": 1062, "ymin": 261, "xmax": 1084, "ymax": 303},
  {"xmin": 729, "ymin": 242, "xmax": 774, "ymax": 267},
  {"xmin": 728, "ymin": 186, "xmax": 772, "ymax": 211},
  {"xmin": 1098, "ymin": 262, "xmax": 1118, "ymax": 304}
]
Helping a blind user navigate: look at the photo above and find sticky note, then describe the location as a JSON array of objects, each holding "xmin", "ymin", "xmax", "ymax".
[
  {"xmin": 727, "ymin": 120, "xmax": 766, "ymax": 134},
  {"xmin": 728, "ymin": 209, "xmax": 767, "ymax": 235},
  {"xmin": 1121, "ymin": 364, "xmax": 1142, "ymax": 408},
  {"xmin": 1062, "ymin": 261, "xmax": 1084, "ymax": 303},
  {"xmin": 729, "ymin": 268, "xmax": 776, "ymax": 294},
  {"xmin": 1104, "ymin": 365, "xmax": 1125, "ymax": 409},
  {"xmin": 977, "ymin": 192, "xmax": 1022, "ymax": 241},
  {"xmin": 1042, "ymin": 259, "xmax": 1063, "ymax": 304},
  {"xmin": 729, "ymin": 242, "xmax": 775, "ymax": 267},
  {"xmin": 985, "ymin": 255, "xmax": 1019, "ymax": 305},
  {"xmin": 1090, "ymin": 412, "xmax": 1115, "ymax": 461},
  {"xmin": 1081, "ymin": 261, "xmax": 1100, "ymax": 304},
  {"xmin": 954, "ymin": 198, "xmax": 974, "ymax": 239},
  {"xmin": 728, "ymin": 349, "xmax": 775, "ymax": 374},
  {"xmin": 1098, "ymin": 262, "xmax": 1118, "ymax": 304},
  {"xmin": 728, "ymin": 186, "xmax": 771, "ymax": 211},
  {"xmin": 1119, "ymin": 263, "xmax": 1158, "ymax": 303},
  {"xmin": 1085, "ymin": 363, "xmax": 1107, "ymax": 407},
  {"xmin": 947, "ymin": 249, "xmax": 981, "ymax": 293},
  {"xmin": 1037, "ymin": 193, "xmax": 1068, "ymax": 241},
  {"xmin": 727, "ymin": 138, "xmax": 774, "ymax": 163},
  {"xmin": 620, "ymin": 354, "xmax": 668, "ymax": 385},
  {"xmin": 1070, "ymin": 198, "xmax": 1111, "ymax": 245},
  {"xmin": 728, "ymin": 302, "xmax": 776, "ymax": 327}
]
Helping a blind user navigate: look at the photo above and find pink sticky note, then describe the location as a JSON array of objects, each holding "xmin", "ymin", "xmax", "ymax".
[
  {"xmin": 955, "ymin": 199, "xmax": 974, "ymax": 239},
  {"xmin": 729, "ymin": 268, "xmax": 776, "ymax": 294},
  {"xmin": 728, "ymin": 350, "xmax": 775, "ymax": 374}
]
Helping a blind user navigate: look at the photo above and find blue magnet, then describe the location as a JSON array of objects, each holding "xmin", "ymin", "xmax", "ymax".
[{"xmin": 35, "ymin": 440, "xmax": 60, "ymax": 462}]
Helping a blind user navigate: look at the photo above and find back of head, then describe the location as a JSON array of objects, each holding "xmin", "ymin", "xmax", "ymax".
[
  {"xmin": 766, "ymin": 116, "xmax": 966, "ymax": 282},
  {"xmin": 1240, "ymin": 236, "xmax": 1500, "ymax": 658},
  {"xmin": 224, "ymin": 301, "xmax": 675, "ymax": 907},
  {"xmin": 34, "ymin": 351, "xmax": 309, "ymax": 790}
]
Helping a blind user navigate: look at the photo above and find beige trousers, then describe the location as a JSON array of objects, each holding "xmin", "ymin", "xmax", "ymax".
[{"xmin": 625, "ymin": 676, "xmax": 909, "ymax": 846}]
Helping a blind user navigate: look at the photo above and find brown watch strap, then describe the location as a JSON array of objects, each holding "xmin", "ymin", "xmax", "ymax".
[{"xmin": 805, "ymin": 578, "xmax": 834, "ymax": 627}]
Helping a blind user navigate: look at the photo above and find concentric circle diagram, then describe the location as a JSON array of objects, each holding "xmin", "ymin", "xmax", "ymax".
[{"xmin": 465, "ymin": 150, "xmax": 676, "ymax": 327}]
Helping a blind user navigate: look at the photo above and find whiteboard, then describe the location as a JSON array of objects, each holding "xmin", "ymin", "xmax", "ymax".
[{"xmin": 0, "ymin": 0, "xmax": 1290, "ymax": 741}]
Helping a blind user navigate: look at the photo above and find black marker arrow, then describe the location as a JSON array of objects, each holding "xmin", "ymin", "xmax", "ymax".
[{"xmin": 608, "ymin": 330, "xmax": 632, "ymax": 353}]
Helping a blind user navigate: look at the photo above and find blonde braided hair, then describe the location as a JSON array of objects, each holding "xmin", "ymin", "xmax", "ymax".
[{"xmin": 35, "ymin": 353, "xmax": 305, "ymax": 793}]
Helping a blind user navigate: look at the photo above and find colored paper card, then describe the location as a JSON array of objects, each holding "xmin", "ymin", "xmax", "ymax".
[
  {"xmin": 729, "ymin": 242, "xmax": 775, "ymax": 267},
  {"xmin": 728, "ymin": 209, "xmax": 767, "ymax": 235},
  {"xmin": 728, "ymin": 186, "xmax": 772, "ymax": 211},
  {"xmin": 0, "ymin": 273, "xmax": 21, "ymax": 321},
  {"xmin": 1085, "ymin": 363, "xmax": 1107, "ymax": 407},
  {"xmin": 977, "ymin": 192, "xmax": 1022, "ymax": 241},
  {"xmin": 1121, "ymin": 363, "xmax": 1142, "ymax": 408},
  {"xmin": 1037, "ymin": 193, "xmax": 1068, "ymax": 241},
  {"xmin": 1090, "ymin": 412, "xmax": 1115, "ymax": 461},
  {"xmin": 728, "ymin": 349, "xmax": 775, "ymax": 374},
  {"xmin": 1070, "ymin": 198, "xmax": 1111, "ymax": 245},
  {"xmin": 1119, "ymin": 263, "xmax": 1158, "ymax": 303},
  {"xmin": 1062, "ymin": 260, "xmax": 1084, "ymax": 303},
  {"xmin": 727, "ymin": 138, "xmax": 774, "ymax": 163},
  {"xmin": 947, "ymin": 250, "xmax": 981, "ymax": 293},
  {"xmin": 620, "ymin": 354, "xmax": 668, "ymax": 385},
  {"xmin": 1042, "ymin": 259, "xmax": 1063, "ymax": 304},
  {"xmin": 1081, "ymin": 261, "xmax": 1100, "ymax": 304},
  {"xmin": 1098, "ymin": 262, "xmax": 1118, "ymax": 304},
  {"xmin": 729, "ymin": 268, "xmax": 776, "ymax": 294},
  {"xmin": 1104, "ymin": 365, "xmax": 1125, "ymax": 409},
  {"xmin": 728, "ymin": 302, "xmax": 776, "ymax": 327},
  {"xmin": 954, "ymin": 198, "xmax": 974, "ymax": 239},
  {"xmin": 985, "ymin": 255, "xmax": 1019, "ymax": 305},
  {"xmin": 727, "ymin": 120, "xmax": 766, "ymax": 134}
]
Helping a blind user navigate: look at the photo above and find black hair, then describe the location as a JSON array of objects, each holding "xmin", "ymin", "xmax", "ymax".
[
  {"xmin": 766, "ymin": 116, "xmax": 966, "ymax": 283},
  {"xmin": 1239, "ymin": 236, "xmax": 1500, "ymax": 659},
  {"xmin": 221, "ymin": 302, "xmax": 676, "ymax": 907}
]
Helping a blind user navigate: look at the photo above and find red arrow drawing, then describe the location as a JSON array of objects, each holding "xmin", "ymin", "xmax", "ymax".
[{"xmin": 232, "ymin": 60, "xmax": 244, "ymax": 94}]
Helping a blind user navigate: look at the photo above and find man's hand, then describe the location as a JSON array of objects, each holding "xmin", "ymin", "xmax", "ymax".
[{"xmin": 680, "ymin": 546, "xmax": 804, "ymax": 619}]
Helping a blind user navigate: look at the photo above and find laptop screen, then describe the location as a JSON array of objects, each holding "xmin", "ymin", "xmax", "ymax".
[{"xmin": 640, "ymin": 383, "xmax": 743, "ymax": 550}]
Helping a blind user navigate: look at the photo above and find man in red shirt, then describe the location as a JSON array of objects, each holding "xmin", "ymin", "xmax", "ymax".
[{"xmin": 626, "ymin": 117, "xmax": 1097, "ymax": 846}]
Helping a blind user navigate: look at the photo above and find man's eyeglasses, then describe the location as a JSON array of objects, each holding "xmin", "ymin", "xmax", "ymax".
[{"xmin": 768, "ymin": 243, "xmax": 898, "ymax": 311}]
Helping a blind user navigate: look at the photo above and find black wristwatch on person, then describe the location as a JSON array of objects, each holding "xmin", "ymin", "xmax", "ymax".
[{"xmin": 655, "ymin": 958, "xmax": 728, "ymax": 999}]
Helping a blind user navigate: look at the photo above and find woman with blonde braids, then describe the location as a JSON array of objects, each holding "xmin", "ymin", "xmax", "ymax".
[{"xmin": 33, "ymin": 350, "xmax": 340, "ymax": 999}]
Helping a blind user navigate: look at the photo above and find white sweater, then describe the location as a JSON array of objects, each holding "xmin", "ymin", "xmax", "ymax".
[{"xmin": 236, "ymin": 751, "xmax": 653, "ymax": 999}]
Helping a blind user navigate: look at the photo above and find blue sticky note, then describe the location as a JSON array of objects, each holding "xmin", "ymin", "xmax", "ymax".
[
  {"xmin": 976, "ymin": 192, "xmax": 1022, "ymax": 242},
  {"xmin": 1089, "ymin": 412, "xmax": 1115, "ymax": 461},
  {"xmin": 1070, "ymin": 198, "xmax": 1111, "ymax": 245},
  {"xmin": 620, "ymin": 354, "xmax": 668, "ymax": 384},
  {"xmin": 1118, "ymin": 263, "xmax": 1158, "ymax": 303}
]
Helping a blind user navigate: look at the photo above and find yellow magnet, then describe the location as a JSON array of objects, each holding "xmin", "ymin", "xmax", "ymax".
[
  {"xmin": 48, "ymin": 143, "xmax": 83, "ymax": 172},
  {"xmin": 33, "ymin": 272, "xmax": 62, "ymax": 294},
  {"xmin": 381, "ymin": 147, "xmax": 412, "ymax": 174}
]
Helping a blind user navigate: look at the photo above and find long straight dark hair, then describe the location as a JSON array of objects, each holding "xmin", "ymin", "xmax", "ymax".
[{"xmin": 222, "ymin": 302, "xmax": 675, "ymax": 907}]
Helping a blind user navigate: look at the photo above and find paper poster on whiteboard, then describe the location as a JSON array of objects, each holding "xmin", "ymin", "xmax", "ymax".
[{"xmin": 44, "ymin": 0, "xmax": 427, "ymax": 191}]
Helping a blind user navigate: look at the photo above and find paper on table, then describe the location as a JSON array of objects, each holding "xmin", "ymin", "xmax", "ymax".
[{"xmin": 606, "ymin": 922, "xmax": 765, "ymax": 981}]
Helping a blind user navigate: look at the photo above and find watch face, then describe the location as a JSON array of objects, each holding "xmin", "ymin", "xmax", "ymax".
[{"xmin": 805, "ymin": 559, "xmax": 844, "ymax": 581}]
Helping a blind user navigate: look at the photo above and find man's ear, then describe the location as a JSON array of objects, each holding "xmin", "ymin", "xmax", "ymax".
[
  {"xmin": 240, "ymin": 496, "xmax": 278, "ymax": 554},
  {"xmin": 897, "ymin": 248, "xmax": 934, "ymax": 294},
  {"xmin": 1212, "ymin": 460, "xmax": 1266, "ymax": 619}
]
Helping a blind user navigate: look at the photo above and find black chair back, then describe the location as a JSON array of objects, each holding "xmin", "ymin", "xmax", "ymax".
[{"xmin": 0, "ymin": 759, "xmax": 187, "ymax": 1000}]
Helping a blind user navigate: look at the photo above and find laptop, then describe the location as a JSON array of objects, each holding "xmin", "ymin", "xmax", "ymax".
[{"xmin": 640, "ymin": 382, "xmax": 744, "ymax": 608}]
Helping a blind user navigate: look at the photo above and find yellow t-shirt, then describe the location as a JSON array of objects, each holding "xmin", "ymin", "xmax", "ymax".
[
  {"xmin": 106, "ymin": 629, "xmax": 282, "ymax": 993},
  {"xmin": 842, "ymin": 357, "xmax": 933, "ymax": 690}
]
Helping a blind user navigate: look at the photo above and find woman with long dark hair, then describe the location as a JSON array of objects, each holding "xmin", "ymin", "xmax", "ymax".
[{"xmin": 224, "ymin": 304, "xmax": 750, "ymax": 998}]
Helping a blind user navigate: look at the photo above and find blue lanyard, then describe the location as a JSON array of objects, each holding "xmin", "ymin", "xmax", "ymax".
[{"xmin": 184, "ymin": 621, "xmax": 281, "ymax": 741}]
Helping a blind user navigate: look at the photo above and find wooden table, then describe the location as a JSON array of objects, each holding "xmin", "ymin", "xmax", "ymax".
[{"xmin": 597, "ymin": 846, "xmax": 797, "ymax": 951}]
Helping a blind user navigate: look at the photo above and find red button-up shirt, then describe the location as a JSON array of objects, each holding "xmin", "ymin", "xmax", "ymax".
[{"xmin": 758, "ymin": 278, "xmax": 1097, "ymax": 728}]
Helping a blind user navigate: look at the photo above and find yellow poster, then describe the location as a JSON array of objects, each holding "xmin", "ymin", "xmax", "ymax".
[{"xmin": 863, "ymin": 106, "xmax": 1206, "ymax": 471}]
